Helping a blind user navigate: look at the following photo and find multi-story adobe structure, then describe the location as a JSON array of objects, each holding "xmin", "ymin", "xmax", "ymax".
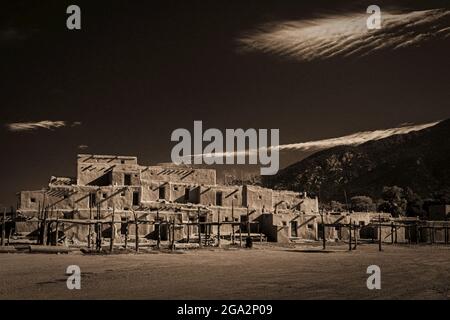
[
  {"xmin": 17, "ymin": 154, "xmax": 441, "ymax": 246},
  {"xmin": 16, "ymin": 154, "xmax": 320, "ymax": 245}
]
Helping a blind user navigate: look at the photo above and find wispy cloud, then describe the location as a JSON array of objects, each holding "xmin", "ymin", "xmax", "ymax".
[
  {"xmin": 238, "ymin": 9, "xmax": 450, "ymax": 61},
  {"xmin": 274, "ymin": 121, "xmax": 440, "ymax": 153},
  {"xmin": 190, "ymin": 121, "xmax": 440, "ymax": 161},
  {"xmin": 6, "ymin": 120, "xmax": 80, "ymax": 132}
]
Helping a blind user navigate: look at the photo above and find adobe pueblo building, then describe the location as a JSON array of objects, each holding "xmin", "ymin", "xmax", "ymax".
[{"xmin": 15, "ymin": 154, "xmax": 445, "ymax": 248}]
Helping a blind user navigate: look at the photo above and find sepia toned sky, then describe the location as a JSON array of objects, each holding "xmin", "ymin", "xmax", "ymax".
[{"xmin": 1, "ymin": 0, "xmax": 450, "ymax": 206}]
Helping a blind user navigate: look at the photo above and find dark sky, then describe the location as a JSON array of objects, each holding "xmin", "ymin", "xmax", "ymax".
[{"xmin": 1, "ymin": 0, "xmax": 450, "ymax": 207}]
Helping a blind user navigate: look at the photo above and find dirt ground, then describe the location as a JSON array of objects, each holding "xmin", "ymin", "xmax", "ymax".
[{"xmin": 0, "ymin": 244, "xmax": 449, "ymax": 300}]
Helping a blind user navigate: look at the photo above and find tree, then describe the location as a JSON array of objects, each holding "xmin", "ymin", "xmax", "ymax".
[
  {"xmin": 330, "ymin": 200, "xmax": 345, "ymax": 212},
  {"xmin": 350, "ymin": 196, "xmax": 374, "ymax": 212},
  {"xmin": 378, "ymin": 186, "xmax": 407, "ymax": 217},
  {"xmin": 404, "ymin": 187, "xmax": 425, "ymax": 218}
]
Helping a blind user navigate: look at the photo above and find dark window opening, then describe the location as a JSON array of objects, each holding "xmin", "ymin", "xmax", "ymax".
[
  {"xmin": 291, "ymin": 221, "xmax": 298, "ymax": 237},
  {"xmin": 121, "ymin": 160, "xmax": 125, "ymax": 164},
  {"xmin": 184, "ymin": 188, "xmax": 190, "ymax": 202},
  {"xmin": 121, "ymin": 218, "xmax": 128, "ymax": 234},
  {"xmin": 317, "ymin": 223, "xmax": 324, "ymax": 239},
  {"xmin": 199, "ymin": 215, "xmax": 206, "ymax": 233},
  {"xmin": 121, "ymin": 191, "xmax": 125, "ymax": 197},
  {"xmin": 132, "ymin": 191, "xmax": 140, "ymax": 206},
  {"xmin": 159, "ymin": 186, "xmax": 166, "ymax": 199},
  {"xmin": 89, "ymin": 193, "xmax": 96, "ymax": 207},
  {"xmin": 30, "ymin": 197, "xmax": 36, "ymax": 203},
  {"xmin": 102, "ymin": 193, "xmax": 107, "ymax": 199},
  {"xmin": 216, "ymin": 192, "xmax": 223, "ymax": 206},
  {"xmin": 240, "ymin": 215, "xmax": 249, "ymax": 232},
  {"xmin": 124, "ymin": 174, "xmax": 132, "ymax": 186}
]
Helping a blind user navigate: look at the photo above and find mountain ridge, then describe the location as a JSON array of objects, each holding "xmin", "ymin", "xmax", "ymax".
[{"xmin": 263, "ymin": 119, "xmax": 450, "ymax": 202}]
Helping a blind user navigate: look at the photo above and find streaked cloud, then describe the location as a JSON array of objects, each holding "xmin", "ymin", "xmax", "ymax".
[
  {"xmin": 274, "ymin": 121, "xmax": 440, "ymax": 153},
  {"xmin": 191, "ymin": 121, "xmax": 440, "ymax": 161},
  {"xmin": 238, "ymin": 9, "xmax": 450, "ymax": 61},
  {"xmin": 6, "ymin": 120, "xmax": 80, "ymax": 132}
]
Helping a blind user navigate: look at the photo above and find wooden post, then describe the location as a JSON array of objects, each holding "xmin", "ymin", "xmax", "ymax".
[
  {"xmin": 353, "ymin": 221, "xmax": 357, "ymax": 250},
  {"xmin": 110, "ymin": 207, "xmax": 115, "ymax": 253},
  {"xmin": 135, "ymin": 212, "xmax": 139, "ymax": 252},
  {"xmin": 187, "ymin": 215, "xmax": 190, "ymax": 244},
  {"xmin": 348, "ymin": 219, "xmax": 352, "ymax": 251},
  {"xmin": 378, "ymin": 214, "xmax": 382, "ymax": 252},
  {"xmin": 433, "ymin": 226, "xmax": 436, "ymax": 245},
  {"xmin": 46, "ymin": 221, "xmax": 52, "ymax": 246},
  {"xmin": 168, "ymin": 218, "xmax": 172, "ymax": 243},
  {"xmin": 408, "ymin": 225, "xmax": 411, "ymax": 245},
  {"xmin": 246, "ymin": 206, "xmax": 250, "ymax": 238},
  {"xmin": 430, "ymin": 227, "xmax": 433, "ymax": 244},
  {"xmin": 231, "ymin": 200, "xmax": 235, "ymax": 244},
  {"xmin": 391, "ymin": 222, "xmax": 394, "ymax": 244},
  {"xmin": 321, "ymin": 214, "xmax": 326, "ymax": 250},
  {"xmin": 1, "ymin": 208, "xmax": 5, "ymax": 246},
  {"xmin": 445, "ymin": 226, "xmax": 448, "ymax": 245},
  {"xmin": 7, "ymin": 228, "xmax": 12, "ymax": 246},
  {"xmin": 124, "ymin": 214, "xmax": 129, "ymax": 249},
  {"xmin": 96, "ymin": 204, "xmax": 102, "ymax": 251},
  {"xmin": 417, "ymin": 225, "xmax": 421, "ymax": 245},
  {"xmin": 197, "ymin": 208, "xmax": 202, "ymax": 247},
  {"xmin": 217, "ymin": 210, "xmax": 221, "ymax": 247},
  {"xmin": 42, "ymin": 208, "xmax": 48, "ymax": 246},
  {"xmin": 156, "ymin": 210, "xmax": 161, "ymax": 249},
  {"xmin": 88, "ymin": 206, "xmax": 92, "ymax": 249},
  {"xmin": 239, "ymin": 222, "xmax": 242, "ymax": 247},
  {"xmin": 55, "ymin": 215, "xmax": 59, "ymax": 246},
  {"xmin": 170, "ymin": 218, "xmax": 175, "ymax": 251},
  {"xmin": 204, "ymin": 218, "xmax": 208, "ymax": 246},
  {"xmin": 394, "ymin": 225, "xmax": 398, "ymax": 244}
]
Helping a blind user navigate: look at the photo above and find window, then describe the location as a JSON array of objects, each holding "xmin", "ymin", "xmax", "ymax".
[
  {"xmin": 159, "ymin": 186, "xmax": 165, "ymax": 199},
  {"xmin": 174, "ymin": 186, "xmax": 179, "ymax": 191},
  {"xmin": 89, "ymin": 193, "xmax": 96, "ymax": 207},
  {"xmin": 124, "ymin": 174, "xmax": 132, "ymax": 186},
  {"xmin": 102, "ymin": 193, "xmax": 107, "ymax": 199},
  {"xmin": 121, "ymin": 191, "xmax": 126, "ymax": 197},
  {"xmin": 359, "ymin": 221, "xmax": 365, "ymax": 227},
  {"xmin": 258, "ymin": 195, "xmax": 262, "ymax": 200},
  {"xmin": 184, "ymin": 188, "xmax": 190, "ymax": 202},
  {"xmin": 121, "ymin": 217, "xmax": 128, "ymax": 234},
  {"xmin": 291, "ymin": 221, "xmax": 298, "ymax": 237},
  {"xmin": 30, "ymin": 197, "xmax": 36, "ymax": 203},
  {"xmin": 132, "ymin": 191, "xmax": 140, "ymax": 206},
  {"xmin": 307, "ymin": 224, "xmax": 314, "ymax": 230},
  {"xmin": 121, "ymin": 160, "xmax": 125, "ymax": 164},
  {"xmin": 216, "ymin": 191, "xmax": 223, "ymax": 206}
]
